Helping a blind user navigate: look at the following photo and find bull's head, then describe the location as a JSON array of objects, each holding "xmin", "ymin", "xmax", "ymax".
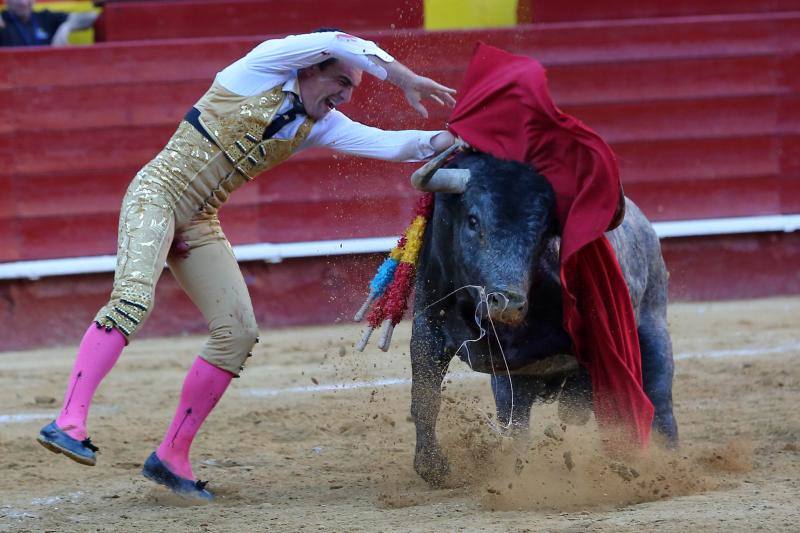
[{"xmin": 413, "ymin": 146, "xmax": 556, "ymax": 326}]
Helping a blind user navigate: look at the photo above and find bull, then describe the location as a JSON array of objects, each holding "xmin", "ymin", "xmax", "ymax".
[{"xmin": 407, "ymin": 145, "xmax": 678, "ymax": 486}]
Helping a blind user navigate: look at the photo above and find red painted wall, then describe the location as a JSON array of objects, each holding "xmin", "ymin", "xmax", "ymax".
[
  {"xmin": 2, "ymin": 8, "xmax": 799, "ymax": 350},
  {"xmin": 2, "ymin": 16, "xmax": 798, "ymax": 262},
  {"xmin": 93, "ymin": 0, "xmax": 423, "ymax": 42},
  {"xmin": 526, "ymin": 0, "xmax": 800, "ymax": 22}
]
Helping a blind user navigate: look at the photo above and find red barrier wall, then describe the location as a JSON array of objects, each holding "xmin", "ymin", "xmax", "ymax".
[
  {"xmin": 528, "ymin": 0, "xmax": 800, "ymax": 22},
  {"xmin": 2, "ymin": 10, "xmax": 800, "ymax": 350},
  {"xmin": 2, "ymin": 15, "xmax": 799, "ymax": 263},
  {"xmin": 94, "ymin": 0, "xmax": 423, "ymax": 42}
]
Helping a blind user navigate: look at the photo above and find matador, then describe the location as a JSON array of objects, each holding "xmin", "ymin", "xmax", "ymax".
[{"xmin": 37, "ymin": 29, "xmax": 456, "ymax": 500}]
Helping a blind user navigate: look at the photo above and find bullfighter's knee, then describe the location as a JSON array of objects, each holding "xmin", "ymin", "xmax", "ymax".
[
  {"xmin": 94, "ymin": 291, "xmax": 155, "ymax": 340},
  {"xmin": 200, "ymin": 321, "xmax": 260, "ymax": 376}
]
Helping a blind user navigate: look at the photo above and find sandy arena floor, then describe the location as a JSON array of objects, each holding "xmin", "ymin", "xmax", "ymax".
[{"xmin": 1, "ymin": 297, "xmax": 799, "ymax": 532}]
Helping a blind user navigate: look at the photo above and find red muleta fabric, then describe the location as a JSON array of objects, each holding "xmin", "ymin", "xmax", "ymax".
[{"xmin": 448, "ymin": 43, "xmax": 655, "ymax": 447}]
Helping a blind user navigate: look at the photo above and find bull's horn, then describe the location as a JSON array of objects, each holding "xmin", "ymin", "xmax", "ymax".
[
  {"xmin": 417, "ymin": 168, "xmax": 471, "ymax": 193},
  {"xmin": 410, "ymin": 139, "xmax": 466, "ymax": 191}
]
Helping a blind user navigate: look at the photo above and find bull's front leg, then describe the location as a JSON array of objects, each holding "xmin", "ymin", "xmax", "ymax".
[
  {"xmin": 491, "ymin": 374, "xmax": 540, "ymax": 435},
  {"xmin": 410, "ymin": 317, "xmax": 452, "ymax": 486}
]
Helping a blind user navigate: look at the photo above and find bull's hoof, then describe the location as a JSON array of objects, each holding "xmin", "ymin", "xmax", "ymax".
[
  {"xmin": 653, "ymin": 415, "xmax": 679, "ymax": 449},
  {"xmin": 414, "ymin": 448, "xmax": 450, "ymax": 487}
]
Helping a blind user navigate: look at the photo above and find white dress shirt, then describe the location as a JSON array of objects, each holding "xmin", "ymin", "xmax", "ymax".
[{"xmin": 216, "ymin": 32, "xmax": 442, "ymax": 162}]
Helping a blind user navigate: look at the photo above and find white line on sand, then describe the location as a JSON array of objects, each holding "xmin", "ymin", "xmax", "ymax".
[
  {"xmin": 0, "ymin": 405, "xmax": 118, "ymax": 426},
  {"xmin": 0, "ymin": 413, "xmax": 56, "ymax": 424},
  {"xmin": 1, "ymin": 342, "xmax": 796, "ymax": 424},
  {"xmin": 240, "ymin": 342, "xmax": 798, "ymax": 398},
  {"xmin": 241, "ymin": 372, "xmax": 484, "ymax": 398},
  {"xmin": 0, "ymin": 491, "xmax": 84, "ymax": 519},
  {"xmin": 674, "ymin": 342, "xmax": 797, "ymax": 360}
]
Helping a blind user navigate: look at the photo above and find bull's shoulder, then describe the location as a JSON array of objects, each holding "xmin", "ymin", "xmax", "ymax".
[
  {"xmin": 605, "ymin": 198, "xmax": 666, "ymax": 310},
  {"xmin": 606, "ymin": 198, "xmax": 659, "ymax": 253}
]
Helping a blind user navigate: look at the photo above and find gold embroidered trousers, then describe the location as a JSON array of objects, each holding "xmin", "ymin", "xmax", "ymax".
[{"xmin": 94, "ymin": 121, "xmax": 259, "ymax": 375}]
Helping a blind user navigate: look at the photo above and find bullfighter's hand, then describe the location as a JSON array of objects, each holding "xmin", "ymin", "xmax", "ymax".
[
  {"xmin": 403, "ymin": 75, "xmax": 457, "ymax": 119},
  {"xmin": 431, "ymin": 131, "xmax": 456, "ymax": 153}
]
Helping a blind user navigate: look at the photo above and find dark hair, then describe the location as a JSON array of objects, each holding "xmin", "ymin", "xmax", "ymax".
[
  {"xmin": 313, "ymin": 27, "xmax": 344, "ymax": 33},
  {"xmin": 318, "ymin": 57, "xmax": 338, "ymax": 70}
]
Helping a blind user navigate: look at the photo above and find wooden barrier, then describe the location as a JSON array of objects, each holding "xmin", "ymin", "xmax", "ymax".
[
  {"xmin": 1, "ymin": 10, "xmax": 799, "ymax": 349},
  {"xmin": 526, "ymin": 0, "xmax": 800, "ymax": 22},
  {"xmin": 2, "ymin": 16, "xmax": 798, "ymax": 262},
  {"xmin": 93, "ymin": 0, "xmax": 423, "ymax": 41}
]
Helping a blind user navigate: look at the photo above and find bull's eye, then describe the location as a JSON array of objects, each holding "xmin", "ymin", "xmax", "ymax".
[{"xmin": 467, "ymin": 214, "xmax": 480, "ymax": 231}]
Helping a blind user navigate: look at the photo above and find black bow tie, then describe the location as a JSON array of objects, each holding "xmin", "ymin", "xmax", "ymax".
[{"xmin": 262, "ymin": 94, "xmax": 307, "ymax": 140}]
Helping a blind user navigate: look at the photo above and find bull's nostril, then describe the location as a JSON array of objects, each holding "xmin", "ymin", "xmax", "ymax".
[
  {"xmin": 485, "ymin": 289, "xmax": 528, "ymax": 324},
  {"xmin": 487, "ymin": 290, "xmax": 527, "ymax": 313},
  {"xmin": 497, "ymin": 292, "xmax": 526, "ymax": 309},
  {"xmin": 507, "ymin": 293, "xmax": 526, "ymax": 311},
  {"xmin": 488, "ymin": 292, "xmax": 509, "ymax": 310}
]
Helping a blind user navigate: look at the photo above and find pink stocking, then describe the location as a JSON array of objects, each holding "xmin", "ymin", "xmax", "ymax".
[
  {"xmin": 156, "ymin": 357, "xmax": 233, "ymax": 480},
  {"xmin": 56, "ymin": 324, "xmax": 127, "ymax": 440}
]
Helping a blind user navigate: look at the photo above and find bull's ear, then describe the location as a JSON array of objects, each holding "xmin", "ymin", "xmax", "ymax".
[{"xmin": 416, "ymin": 168, "xmax": 471, "ymax": 193}]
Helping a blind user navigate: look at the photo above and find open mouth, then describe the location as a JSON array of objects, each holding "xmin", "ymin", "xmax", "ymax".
[{"xmin": 325, "ymin": 97, "xmax": 335, "ymax": 110}]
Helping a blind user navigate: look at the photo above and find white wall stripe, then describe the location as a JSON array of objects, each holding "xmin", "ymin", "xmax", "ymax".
[
  {"xmin": 653, "ymin": 214, "xmax": 800, "ymax": 238},
  {"xmin": 0, "ymin": 214, "xmax": 798, "ymax": 281}
]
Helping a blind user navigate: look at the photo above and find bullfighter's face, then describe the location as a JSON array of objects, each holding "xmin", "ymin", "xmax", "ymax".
[{"xmin": 298, "ymin": 60, "xmax": 363, "ymax": 120}]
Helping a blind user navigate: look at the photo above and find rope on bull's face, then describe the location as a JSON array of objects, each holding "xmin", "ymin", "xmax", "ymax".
[
  {"xmin": 356, "ymin": 261, "xmax": 519, "ymax": 432},
  {"xmin": 424, "ymin": 286, "xmax": 517, "ymax": 435},
  {"xmin": 354, "ymin": 193, "xmax": 434, "ymax": 352},
  {"xmin": 484, "ymin": 291, "xmax": 517, "ymax": 433},
  {"xmin": 453, "ymin": 287, "xmax": 518, "ymax": 434},
  {"xmin": 350, "ymin": 160, "xmax": 518, "ymax": 429},
  {"xmin": 416, "ymin": 283, "xmax": 520, "ymax": 433}
]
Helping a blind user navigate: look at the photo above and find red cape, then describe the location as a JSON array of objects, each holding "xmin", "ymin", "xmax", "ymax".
[{"xmin": 448, "ymin": 43, "xmax": 654, "ymax": 447}]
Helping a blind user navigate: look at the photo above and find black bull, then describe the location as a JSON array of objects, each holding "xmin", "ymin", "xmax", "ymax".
[{"xmin": 409, "ymin": 151, "xmax": 678, "ymax": 486}]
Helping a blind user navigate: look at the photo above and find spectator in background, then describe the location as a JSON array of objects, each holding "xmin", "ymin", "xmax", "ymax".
[{"xmin": 0, "ymin": 0, "xmax": 97, "ymax": 47}]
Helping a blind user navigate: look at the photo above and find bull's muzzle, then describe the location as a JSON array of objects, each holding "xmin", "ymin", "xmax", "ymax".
[{"xmin": 487, "ymin": 289, "xmax": 528, "ymax": 325}]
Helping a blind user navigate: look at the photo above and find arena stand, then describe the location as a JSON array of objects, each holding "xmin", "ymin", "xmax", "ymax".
[
  {"xmin": 92, "ymin": 0, "xmax": 424, "ymax": 42},
  {"xmin": 0, "ymin": 1, "xmax": 798, "ymax": 350},
  {"xmin": 0, "ymin": 0, "xmax": 99, "ymax": 44}
]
